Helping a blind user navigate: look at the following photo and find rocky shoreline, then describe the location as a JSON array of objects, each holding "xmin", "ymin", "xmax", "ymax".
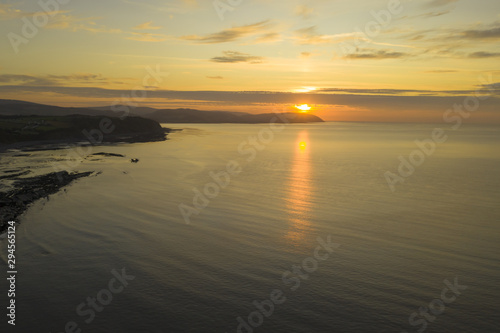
[
  {"xmin": 0, "ymin": 171, "xmax": 96, "ymax": 233},
  {"xmin": 0, "ymin": 115, "xmax": 176, "ymax": 233}
]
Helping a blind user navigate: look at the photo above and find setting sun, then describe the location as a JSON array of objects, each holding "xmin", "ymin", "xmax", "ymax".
[{"xmin": 295, "ymin": 104, "xmax": 311, "ymax": 112}]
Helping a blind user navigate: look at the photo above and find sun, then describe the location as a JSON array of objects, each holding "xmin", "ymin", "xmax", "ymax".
[{"xmin": 295, "ymin": 104, "xmax": 311, "ymax": 112}]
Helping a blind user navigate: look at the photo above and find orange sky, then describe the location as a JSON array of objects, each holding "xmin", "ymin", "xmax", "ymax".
[{"xmin": 1, "ymin": 0, "xmax": 499, "ymax": 122}]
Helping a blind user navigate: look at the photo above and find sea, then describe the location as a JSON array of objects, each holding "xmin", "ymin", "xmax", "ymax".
[{"xmin": 0, "ymin": 122, "xmax": 499, "ymax": 332}]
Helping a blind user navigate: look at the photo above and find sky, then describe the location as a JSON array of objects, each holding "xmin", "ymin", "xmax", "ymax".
[{"xmin": 1, "ymin": 0, "xmax": 499, "ymax": 122}]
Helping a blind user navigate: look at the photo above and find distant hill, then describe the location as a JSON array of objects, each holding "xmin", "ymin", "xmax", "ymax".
[
  {"xmin": 0, "ymin": 99, "xmax": 110, "ymax": 117},
  {"xmin": 143, "ymin": 108, "xmax": 324, "ymax": 123},
  {"xmin": 0, "ymin": 100, "xmax": 324, "ymax": 123},
  {"xmin": 89, "ymin": 105, "xmax": 158, "ymax": 116}
]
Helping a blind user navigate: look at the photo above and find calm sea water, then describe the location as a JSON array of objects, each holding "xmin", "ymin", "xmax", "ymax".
[{"xmin": 1, "ymin": 122, "xmax": 499, "ymax": 332}]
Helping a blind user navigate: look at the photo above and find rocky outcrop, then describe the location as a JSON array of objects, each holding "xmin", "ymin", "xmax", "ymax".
[{"xmin": 0, "ymin": 171, "xmax": 94, "ymax": 233}]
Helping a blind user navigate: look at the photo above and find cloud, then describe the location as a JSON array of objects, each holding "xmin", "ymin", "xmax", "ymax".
[
  {"xmin": 210, "ymin": 51, "xmax": 264, "ymax": 64},
  {"xmin": 181, "ymin": 20, "xmax": 273, "ymax": 44},
  {"xmin": 207, "ymin": 76, "xmax": 224, "ymax": 79},
  {"xmin": 0, "ymin": 74, "xmax": 54, "ymax": 86},
  {"xmin": 2, "ymin": 86, "xmax": 498, "ymax": 115},
  {"xmin": 127, "ymin": 32, "xmax": 169, "ymax": 42},
  {"xmin": 398, "ymin": 10, "xmax": 451, "ymax": 20},
  {"xmin": 300, "ymin": 52, "xmax": 312, "ymax": 58},
  {"xmin": 376, "ymin": 22, "xmax": 500, "ymax": 61},
  {"xmin": 420, "ymin": 10, "xmax": 451, "ymax": 18},
  {"xmin": 481, "ymin": 82, "xmax": 500, "ymax": 92},
  {"xmin": 314, "ymin": 87, "xmax": 493, "ymax": 95},
  {"xmin": 254, "ymin": 32, "xmax": 281, "ymax": 44},
  {"xmin": 0, "ymin": 3, "xmax": 68, "ymax": 21},
  {"xmin": 468, "ymin": 51, "xmax": 500, "ymax": 58},
  {"xmin": 0, "ymin": 4, "xmax": 120, "ymax": 34},
  {"xmin": 462, "ymin": 25, "xmax": 500, "ymax": 40},
  {"xmin": 424, "ymin": 69, "xmax": 458, "ymax": 73},
  {"xmin": 133, "ymin": 21, "xmax": 162, "ymax": 30},
  {"xmin": 295, "ymin": 5, "xmax": 314, "ymax": 19},
  {"xmin": 294, "ymin": 26, "xmax": 367, "ymax": 45},
  {"xmin": 343, "ymin": 48, "xmax": 410, "ymax": 60},
  {"xmin": 0, "ymin": 73, "xmax": 111, "ymax": 86},
  {"xmin": 46, "ymin": 14, "xmax": 121, "ymax": 33},
  {"xmin": 120, "ymin": 0, "xmax": 197, "ymax": 14},
  {"xmin": 423, "ymin": 0, "xmax": 458, "ymax": 8},
  {"xmin": 405, "ymin": 22, "xmax": 500, "ymax": 44}
]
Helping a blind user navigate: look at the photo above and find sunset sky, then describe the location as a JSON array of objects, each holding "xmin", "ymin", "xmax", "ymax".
[{"xmin": 1, "ymin": 0, "xmax": 499, "ymax": 122}]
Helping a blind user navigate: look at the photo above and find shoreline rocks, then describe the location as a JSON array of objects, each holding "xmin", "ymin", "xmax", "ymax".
[{"xmin": 0, "ymin": 171, "xmax": 94, "ymax": 233}]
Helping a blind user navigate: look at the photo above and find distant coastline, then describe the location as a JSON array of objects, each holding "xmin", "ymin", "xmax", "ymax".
[{"xmin": 0, "ymin": 99, "xmax": 325, "ymax": 125}]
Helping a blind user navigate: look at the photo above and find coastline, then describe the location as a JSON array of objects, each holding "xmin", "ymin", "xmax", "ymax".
[
  {"xmin": 0, "ymin": 171, "xmax": 96, "ymax": 234},
  {"xmin": 0, "ymin": 127, "xmax": 173, "ymax": 233}
]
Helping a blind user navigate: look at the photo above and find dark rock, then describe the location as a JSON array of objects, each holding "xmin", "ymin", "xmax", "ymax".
[
  {"xmin": 91, "ymin": 152, "xmax": 125, "ymax": 157},
  {"xmin": 0, "ymin": 171, "xmax": 94, "ymax": 234}
]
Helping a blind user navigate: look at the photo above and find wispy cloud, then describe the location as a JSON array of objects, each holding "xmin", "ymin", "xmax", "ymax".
[
  {"xmin": 210, "ymin": 51, "xmax": 264, "ymax": 64},
  {"xmin": 46, "ymin": 14, "xmax": 121, "ymax": 33},
  {"xmin": 0, "ymin": 73, "xmax": 114, "ymax": 86},
  {"xmin": 0, "ymin": 3, "xmax": 68, "ymax": 20},
  {"xmin": 468, "ymin": 51, "xmax": 500, "ymax": 58},
  {"xmin": 0, "ymin": 74, "xmax": 54, "ymax": 86},
  {"xmin": 397, "ymin": 21, "xmax": 500, "ymax": 43},
  {"xmin": 207, "ymin": 76, "xmax": 224, "ymax": 79},
  {"xmin": 133, "ymin": 21, "xmax": 162, "ymax": 30},
  {"xmin": 462, "ymin": 25, "xmax": 500, "ymax": 40},
  {"xmin": 181, "ymin": 20, "xmax": 274, "ymax": 44},
  {"xmin": 344, "ymin": 48, "xmax": 410, "ymax": 60},
  {"xmin": 295, "ymin": 5, "xmax": 315, "ymax": 19},
  {"xmin": 423, "ymin": 0, "xmax": 458, "ymax": 8},
  {"xmin": 253, "ymin": 32, "xmax": 282, "ymax": 44},
  {"xmin": 127, "ymin": 32, "xmax": 169, "ymax": 42},
  {"xmin": 0, "ymin": 4, "xmax": 120, "ymax": 34},
  {"xmin": 120, "ymin": 0, "xmax": 197, "ymax": 14},
  {"xmin": 379, "ymin": 21, "xmax": 500, "ymax": 61},
  {"xmin": 398, "ymin": 10, "xmax": 451, "ymax": 21},
  {"xmin": 424, "ymin": 69, "xmax": 459, "ymax": 73},
  {"xmin": 294, "ymin": 26, "xmax": 367, "ymax": 45}
]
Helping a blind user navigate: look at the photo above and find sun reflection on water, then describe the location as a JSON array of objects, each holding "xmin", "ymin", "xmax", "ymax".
[{"xmin": 285, "ymin": 130, "xmax": 313, "ymax": 248}]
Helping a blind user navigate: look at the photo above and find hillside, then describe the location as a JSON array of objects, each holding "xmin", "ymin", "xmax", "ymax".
[
  {"xmin": 0, "ymin": 115, "xmax": 167, "ymax": 146},
  {"xmin": 0, "ymin": 99, "xmax": 110, "ymax": 117},
  {"xmin": 0, "ymin": 100, "xmax": 325, "ymax": 124},
  {"xmin": 144, "ymin": 108, "xmax": 324, "ymax": 123}
]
